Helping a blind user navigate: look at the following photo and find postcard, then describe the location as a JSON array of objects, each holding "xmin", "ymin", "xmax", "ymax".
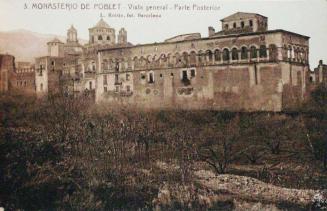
[{"xmin": 0, "ymin": 0, "xmax": 326, "ymax": 210}]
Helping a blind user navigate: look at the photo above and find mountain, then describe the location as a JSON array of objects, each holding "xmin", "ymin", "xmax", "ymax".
[{"xmin": 0, "ymin": 29, "xmax": 87, "ymax": 63}]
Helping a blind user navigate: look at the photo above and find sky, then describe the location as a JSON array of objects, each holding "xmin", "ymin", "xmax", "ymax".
[{"xmin": 0, "ymin": 0, "xmax": 326, "ymax": 67}]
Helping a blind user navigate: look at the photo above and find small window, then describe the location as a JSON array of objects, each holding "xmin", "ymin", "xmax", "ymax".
[
  {"xmin": 250, "ymin": 46, "xmax": 257, "ymax": 59},
  {"xmin": 171, "ymin": 73, "xmax": 174, "ymax": 77},
  {"xmin": 104, "ymin": 87, "xmax": 107, "ymax": 92},
  {"xmin": 141, "ymin": 73, "xmax": 146, "ymax": 80},
  {"xmin": 241, "ymin": 21, "xmax": 245, "ymax": 28},
  {"xmin": 126, "ymin": 85, "xmax": 131, "ymax": 92},
  {"xmin": 190, "ymin": 69, "xmax": 196, "ymax": 77},
  {"xmin": 103, "ymin": 74, "xmax": 107, "ymax": 85},
  {"xmin": 223, "ymin": 48, "xmax": 230, "ymax": 61},
  {"xmin": 259, "ymin": 45, "xmax": 267, "ymax": 58},
  {"xmin": 40, "ymin": 83, "xmax": 43, "ymax": 91},
  {"xmin": 249, "ymin": 20, "xmax": 253, "ymax": 27},
  {"xmin": 160, "ymin": 73, "xmax": 163, "ymax": 78},
  {"xmin": 115, "ymin": 74, "xmax": 119, "ymax": 83},
  {"xmin": 98, "ymin": 35, "xmax": 103, "ymax": 40},
  {"xmin": 232, "ymin": 48, "xmax": 239, "ymax": 60},
  {"xmin": 233, "ymin": 22, "xmax": 236, "ymax": 28},
  {"xmin": 115, "ymin": 86, "xmax": 119, "ymax": 92},
  {"xmin": 225, "ymin": 24, "xmax": 229, "ymax": 30},
  {"xmin": 126, "ymin": 73, "xmax": 130, "ymax": 81},
  {"xmin": 107, "ymin": 36, "xmax": 110, "ymax": 41},
  {"xmin": 89, "ymin": 81, "xmax": 92, "ymax": 90},
  {"xmin": 182, "ymin": 70, "xmax": 188, "ymax": 81},
  {"xmin": 51, "ymin": 61, "xmax": 55, "ymax": 66},
  {"xmin": 241, "ymin": 47, "xmax": 248, "ymax": 59},
  {"xmin": 148, "ymin": 72, "xmax": 154, "ymax": 83}
]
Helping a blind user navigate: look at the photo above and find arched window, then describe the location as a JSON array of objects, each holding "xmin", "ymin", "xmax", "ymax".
[
  {"xmin": 98, "ymin": 35, "xmax": 103, "ymax": 40},
  {"xmin": 214, "ymin": 49, "xmax": 221, "ymax": 61},
  {"xmin": 300, "ymin": 48, "xmax": 304, "ymax": 62},
  {"xmin": 92, "ymin": 62, "xmax": 96, "ymax": 71},
  {"xmin": 233, "ymin": 23, "xmax": 237, "ymax": 28},
  {"xmin": 174, "ymin": 53, "xmax": 181, "ymax": 65},
  {"xmin": 249, "ymin": 20, "xmax": 253, "ymax": 27},
  {"xmin": 223, "ymin": 48, "xmax": 230, "ymax": 61},
  {"xmin": 241, "ymin": 46, "xmax": 248, "ymax": 59},
  {"xmin": 207, "ymin": 50, "xmax": 213, "ymax": 63},
  {"xmin": 241, "ymin": 21, "xmax": 245, "ymax": 28},
  {"xmin": 259, "ymin": 45, "xmax": 267, "ymax": 58},
  {"xmin": 269, "ymin": 44, "xmax": 278, "ymax": 61},
  {"xmin": 232, "ymin": 48, "xmax": 239, "ymax": 60},
  {"xmin": 287, "ymin": 46, "xmax": 291, "ymax": 59},
  {"xmin": 250, "ymin": 46, "xmax": 257, "ymax": 59},
  {"xmin": 198, "ymin": 50, "xmax": 204, "ymax": 64},
  {"xmin": 190, "ymin": 51, "xmax": 197, "ymax": 66},
  {"xmin": 296, "ymin": 48, "xmax": 300, "ymax": 61},
  {"xmin": 182, "ymin": 52, "xmax": 189, "ymax": 65}
]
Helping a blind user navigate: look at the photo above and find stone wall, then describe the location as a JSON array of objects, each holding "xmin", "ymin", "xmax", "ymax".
[{"xmin": 95, "ymin": 30, "xmax": 309, "ymax": 111}]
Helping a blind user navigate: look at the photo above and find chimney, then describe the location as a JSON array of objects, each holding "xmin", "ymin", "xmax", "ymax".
[
  {"xmin": 319, "ymin": 60, "xmax": 323, "ymax": 66},
  {"xmin": 208, "ymin": 26, "xmax": 215, "ymax": 37}
]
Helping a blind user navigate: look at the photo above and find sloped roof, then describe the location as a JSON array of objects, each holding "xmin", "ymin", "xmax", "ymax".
[
  {"xmin": 221, "ymin": 12, "xmax": 267, "ymax": 21},
  {"xmin": 48, "ymin": 37, "xmax": 63, "ymax": 43},
  {"xmin": 93, "ymin": 18, "xmax": 110, "ymax": 28}
]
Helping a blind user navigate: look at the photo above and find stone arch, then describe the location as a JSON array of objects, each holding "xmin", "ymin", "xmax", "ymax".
[
  {"xmin": 250, "ymin": 46, "xmax": 257, "ymax": 59},
  {"xmin": 222, "ymin": 48, "xmax": 230, "ymax": 61},
  {"xmin": 206, "ymin": 50, "xmax": 213, "ymax": 63},
  {"xmin": 174, "ymin": 52, "xmax": 181, "ymax": 65},
  {"xmin": 287, "ymin": 45, "xmax": 292, "ymax": 59},
  {"xmin": 259, "ymin": 45, "xmax": 267, "ymax": 58},
  {"xmin": 241, "ymin": 46, "xmax": 248, "ymax": 60},
  {"xmin": 198, "ymin": 50, "xmax": 204, "ymax": 65},
  {"xmin": 269, "ymin": 44, "xmax": 278, "ymax": 61},
  {"xmin": 231, "ymin": 47, "xmax": 239, "ymax": 60},
  {"xmin": 182, "ymin": 51, "xmax": 189, "ymax": 65},
  {"xmin": 300, "ymin": 48, "xmax": 304, "ymax": 62},
  {"xmin": 214, "ymin": 49, "xmax": 221, "ymax": 61},
  {"xmin": 190, "ymin": 51, "xmax": 197, "ymax": 66}
]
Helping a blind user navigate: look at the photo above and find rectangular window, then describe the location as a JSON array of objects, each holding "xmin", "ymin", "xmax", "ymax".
[
  {"xmin": 126, "ymin": 73, "xmax": 130, "ymax": 81},
  {"xmin": 190, "ymin": 69, "xmax": 196, "ymax": 77},
  {"xmin": 182, "ymin": 70, "xmax": 188, "ymax": 80},
  {"xmin": 89, "ymin": 81, "xmax": 92, "ymax": 90},
  {"xmin": 103, "ymin": 74, "xmax": 107, "ymax": 85},
  {"xmin": 104, "ymin": 86, "xmax": 107, "ymax": 92},
  {"xmin": 115, "ymin": 86, "xmax": 119, "ymax": 92},
  {"xmin": 115, "ymin": 74, "xmax": 119, "ymax": 83},
  {"xmin": 148, "ymin": 72, "xmax": 154, "ymax": 83},
  {"xmin": 126, "ymin": 85, "xmax": 131, "ymax": 92}
]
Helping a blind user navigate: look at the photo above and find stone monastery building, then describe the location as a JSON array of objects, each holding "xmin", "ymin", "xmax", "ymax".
[{"xmin": 34, "ymin": 12, "xmax": 310, "ymax": 111}]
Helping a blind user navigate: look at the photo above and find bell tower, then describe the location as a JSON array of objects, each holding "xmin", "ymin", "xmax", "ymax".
[
  {"xmin": 118, "ymin": 28, "xmax": 127, "ymax": 45},
  {"xmin": 67, "ymin": 25, "xmax": 78, "ymax": 44}
]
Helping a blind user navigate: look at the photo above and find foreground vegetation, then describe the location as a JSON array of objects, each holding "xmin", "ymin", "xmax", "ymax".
[{"xmin": 0, "ymin": 85, "xmax": 326, "ymax": 210}]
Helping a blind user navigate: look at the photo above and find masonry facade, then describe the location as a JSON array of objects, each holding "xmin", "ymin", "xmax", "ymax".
[{"xmin": 95, "ymin": 12, "xmax": 309, "ymax": 111}]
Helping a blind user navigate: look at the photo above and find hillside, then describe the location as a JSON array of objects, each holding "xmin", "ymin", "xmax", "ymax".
[{"xmin": 0, "ymin": 29, "xmax": 86, "ymax": 63}]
